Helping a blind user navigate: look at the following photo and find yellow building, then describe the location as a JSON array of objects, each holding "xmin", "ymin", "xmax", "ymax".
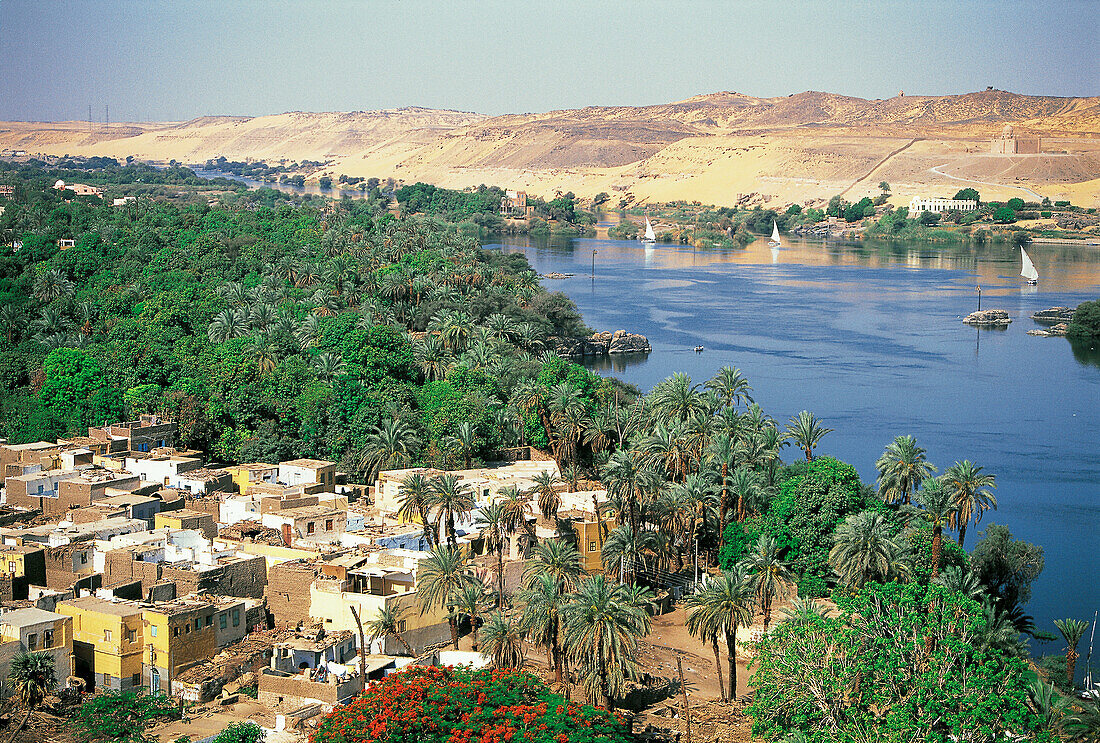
[
  {"xmin": 141, "ymin": 599, "xmax": 217, "ymax": 695},
  {"xmin": 225, "ymin": 463, "xmax": 278, "ymax": 495},
  {"xmin": 0, "ymin": 544, "xmax": 46, "ymax": 599},
  {"xmin": 154, "ymin": 509, "xmax": 217, "ymax": 539},
  {"xmin": 58, "ymin": 596, "xmax": 145, "ymax": 691},
  {"xmin": 57, "ymin": 595, "xmax": 217, "ymax": 695}
]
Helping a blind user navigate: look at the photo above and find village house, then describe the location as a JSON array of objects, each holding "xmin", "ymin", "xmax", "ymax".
[
  {"xmin": 261, "ymin": 504, "xmax": 347, "ymax": 547},
  {"xmin": 907, "ymin": 197, "xmax": 979, "ymax": 215},
  {"xmin": 278, "ymin": 459, "xmax": 337, "ymax": 490},
  {"xmin": 86, "ymin": 415, "xmax": 177, "ymax": 455},
  {"xmin": 258, "ymin": 629, "xmax": 365, "ymax": 712},
  {"xmin": 123, "ymin": 449, "xmax": 205, "ymax": 488},
  {"xmin": 0, "ymin": 544, "xmax": 46, "ymax": 599},
  {"xmin": 0, "ymin": 607, "xmax": 74, "ymax": 695}
]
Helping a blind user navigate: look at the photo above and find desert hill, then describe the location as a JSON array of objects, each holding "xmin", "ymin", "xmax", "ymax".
[{"xmin": 2, "ymin": 90, "xmax": 1098, "ymax": 207}]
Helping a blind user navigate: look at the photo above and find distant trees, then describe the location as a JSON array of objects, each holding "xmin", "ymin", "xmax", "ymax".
[{"xmin": 1007, "ymin": 197, "xmax": 1026, "ymax": 210}]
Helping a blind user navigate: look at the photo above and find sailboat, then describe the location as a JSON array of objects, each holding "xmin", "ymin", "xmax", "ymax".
[
  {"xmin": 642, "ymin": 215, "xmax": 657, "ymax": 243},
  {"xmin": 768, "ymin": 220, "xmax": 782, "ymax": 247},
  {"xmin": 1020, "ymin": 246, "xmax": 1039, "ymax": 285}
]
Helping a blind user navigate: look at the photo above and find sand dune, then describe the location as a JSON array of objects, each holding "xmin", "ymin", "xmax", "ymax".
[{"xmin": 3, "ymin": 90, "xmax": 1098, "ymax": 207}]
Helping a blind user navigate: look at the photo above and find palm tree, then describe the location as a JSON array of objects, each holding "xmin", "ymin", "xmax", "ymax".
[
  {"xmin": 207, "ymin": 308, "xmax": 248, "ymax": 343},
  {"xmin": 363, "ymin": 604, "xmax": 413, "ymax": 655},
  {"xmin": 244, "ymin": 333, "xmax": 280, "ymax": 374},
  {"xmin": 480, "ymin": 611, "xmax": 526, "ymax": 669},
  {"xmin": 1054, "ymin": 618, "xmax": 1090, "ymax": 688},
  {"xmin": 685, "ymin": 567, "xmax": 755, "ymax": 700},
  {"xmin": 427, "ymin": 474, "xmax": 476, "ymax": 548},
  {"xmin": 1026, "ymin": 680, "xmax": 1070, "ymax": 739},
  {"xmin": 705, "ymin": 366, "xmax": 753, "ymax": 409},
  {"xmin": 529, "ymin": 470, "xmax": 563, "ymax": 521},
  {"xmin": 876, "ymin": 435, "xmax": 936, "ymax": 505},
  {"xmin": 934, "ymin": 565, "xmax": 984, "ymax": 600},
  {"xmin": 8, "ymin": 651, "xmax": 55, "ymax": 709},
  {"xmin": 525, "ymin": 539, "xmax": 585, "ymax": 592},
  {"xmin": 33, "ymin": 268, "xmax": 73, "ymax": 303},
  {"xmin": 449, "ymin": 580, "xmax": 492, "ymax": 651},
  {"xmin": 913, "ymin": 476, "xmax": 957, "ymax": 580},
  {"xmin": 650, "ymin": 372, "xmax": 705, "ymax": 423},
  {"xmin": 417, "ymin": 545, "xmax": 473, "ymax": 649},
  {"xmin": 942, "ymin": 460, "xmax": 997, "ymax": 547},
  {"xmin": 778, "ymin": 597, "xmax": 828, "ymax": 628},
  {"xmin": 784, "ymin": 410, "xmax": 832, "ymax": 461},
  {"xmin": 560, "ymin": 575, "xmax": 651, "ymax": 709},
  {"xmin": 601, "ymin": 525, "xmax": 659, "ymax": 586},
  {"xmin": 0, "ymin": 303, "xmax": 24, "ymax": 343},
  {"xmin": 474, "ymin": 502, "xmax": 509, "ymax": 606},
  {"xmin": 313, "ymin": 351, "xmax": 346, "ymax": 382},
  {"xmin": 828, "ymin": 511, "xmax": 905, "ymax": 588},
  {"xmin": 442, "ymin": 421, "xmax": 478, "ymax": 469},
  {"xmin": 520, "ymin": 573, "xmax": 566, "ymax": 682},
  {"xmin": 739, "ymin": 535, "xmax": 794, "ymax": 631},
  {"xmin": 397, "ymin": 472, "xmax": 436, "ymax": 546},
  {"xmin": 1063, "ymin": 697, "xmax": 1100, "ymax": 741},
  {"xmin": 415, "ymin": 334, "xmax": 451, "ymax": 381},
  {"xmin": 360, "ymin": 419, "xmax": 421, "ymax": 480}
]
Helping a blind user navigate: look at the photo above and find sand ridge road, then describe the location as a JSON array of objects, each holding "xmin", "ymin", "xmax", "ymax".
[{"xmin": 928, "ymin": 163, "xmax": 1045, "ymax": 199}]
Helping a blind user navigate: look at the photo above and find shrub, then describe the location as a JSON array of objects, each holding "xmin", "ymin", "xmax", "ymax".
[
  {"xmin": 993, "ymin": 207, "xmax": 1017, "ymax": 224},
  {"xmin": 311, "ymin": 666, "xmax": 630, "ymax": 743},
  {"xmin": 71, "ymin": 690, "xmax": 181, "ymax": 743},
  {"xmin": 1067, "ymin": 299, "xmax": 1100, "ymax": 341}
]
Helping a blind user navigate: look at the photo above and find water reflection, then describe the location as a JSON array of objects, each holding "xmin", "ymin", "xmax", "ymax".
[
  {"xmin": 1070, "ymin": 339, "xmax": 1100, "ymax": 369},
  {"xmin": 581, "ymin": 352, "xmax": 652, "ymax": 374}
]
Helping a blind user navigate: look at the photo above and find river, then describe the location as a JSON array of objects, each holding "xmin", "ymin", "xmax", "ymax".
[{"xmin": 485, "ymin": 232, "xmax": 1100, "ymax": 667}]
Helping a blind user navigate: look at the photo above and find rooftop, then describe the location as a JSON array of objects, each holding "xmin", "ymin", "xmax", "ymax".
[
  {"xmin": 281, "ymin": 459, "xmax": 336, "ymax": 469},
  {"xmin": 160, "ymin": 509, "xmax": 212, "ymax": 521},
  {"xmin": 0, "ymin": 607, "xmax": 67, "ymax": 627},
  {"xmin": 228, "ymin": 463, "xmax": 278, "ymax": 471},
  {"xmin": 59, "ymin": 595, "xmax": 143, "ymax": 617}
]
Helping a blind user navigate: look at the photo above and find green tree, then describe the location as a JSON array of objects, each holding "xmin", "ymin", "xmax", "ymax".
[
  {"xmin": 993, "ymin": 206, "xmax": 1017, "ymax": 223},
  {"xmin": 739, "ymin": 534, "xmax": 794, "ymax": 630},
  {"xmin": 71, "ymin": 690, "xmax": 181, "ymax": 743},
  {"xmin": 912, "ymin": 476, "xmax": 958, "ymax": 580},
  {"xmin": 684, "ymin": 567, "xmax": 754, "ymax": 700},
  {"xmin": 360, "ymin": 418, "xmax": 421, "ymax": 479},
  {"xmin": 417, "ymin": 545, "xmax": 473, "ymax": 649},
  {"xmin": 448, "ymin": 580, "xmax": 492, "ymax": 651},
  {"xmin": 878, "ymin": 181, "xmax": 891, "ymax": 194},
  {"xmin": 875, "ymin": 435, "xmax": 935, "ymax": 505},
  {"xmin": 784, "ymin": 410, "xmax": 832, "ymax": 461},
  {"xmin": 942, "ymin": 459, "xmax": 997, "ymax": 547},
  {"xmin": 954, "ymin": 187, "xmax": 980, "ymax": 203},
  {"xmin": 1007, "ymin": 197, "xmax": 1026, "ymax": 210},
  {"xmin": 560, "ymin": 575, "xmax": 650, "ymax": 709},
  {"xmin": 828, "ymin": 511, "xmax": 906, "ymax": 588},
  {"xmin": 427, "ymin": 474, "xmax": 476, "ymax": 548},
  {"xmin": 364, "ymin": 603, "xmax": 414, "ymax": 656},
  {"xmin": 1067, "ymin": 299, "xmax": 1100, "ymax": 340},
  {"xmin": 479, "ymin": 611, "xmax": 526, "ymax": 669},
  {"xmin": 397, "ymin": 472, "xmax": 436, "ymax": 546},
  {"xmin": 213, "ymin": 722, "xmax": 265, "ymax": 743},
  {"xmin": 1053, "ymin": 618, "xmax": 1089, "ymax": 687},
  {"xmin": 8, "ymin": 651, "xmax": 55, "ymax": 709},
  {"xmin": 474, "ymin": 502, "xmax": 509, "ymax": 606},
  {"xmin": 971, "ymin": 524, "xmax": 1044, "ymax": 613}
]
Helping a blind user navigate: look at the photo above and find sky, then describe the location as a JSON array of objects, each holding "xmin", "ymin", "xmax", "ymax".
[{"xmin": 1, "ymin": 0, "xmax": 1097, "ymax": 122}]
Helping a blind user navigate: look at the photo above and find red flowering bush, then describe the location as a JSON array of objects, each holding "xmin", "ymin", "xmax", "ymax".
[{"xmin": 310, "ymin": 666, "xmax": 630, "ymax": 743}]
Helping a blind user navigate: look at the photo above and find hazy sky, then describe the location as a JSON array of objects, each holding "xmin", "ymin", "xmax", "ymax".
[{"xmin": 1, "ymin": 0, "xmax": 1097, "ymax": 122}]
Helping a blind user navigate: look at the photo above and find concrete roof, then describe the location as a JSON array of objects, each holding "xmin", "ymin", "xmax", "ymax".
[
  {"xmin": 58, "ymin": 596, "xmax": 143, "ymax": 617},
  {"xmin": 0, "ymin": 607, "xmax": 66, "ymax": 626},
  {"xmin": 281, "ymin": 459, "xmax": 336, "ymax": 469}
]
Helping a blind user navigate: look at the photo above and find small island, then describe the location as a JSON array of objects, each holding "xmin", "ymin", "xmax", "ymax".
[{"xmin": 963, "ymin": 309, "xmax": 1012, "ymax": 326}]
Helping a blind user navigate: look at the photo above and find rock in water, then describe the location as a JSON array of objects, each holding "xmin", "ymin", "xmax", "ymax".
[
  {"xmin": 1031, "ymin": 307, "xmax": 1076, "ymax": 325},
  {"xmin": 608, "ymin": 329, "xmax": 652, "ymax": 354},
  {"xmin": 963, "ymin": 309, "xmax": 1012, "ymax": 326}
]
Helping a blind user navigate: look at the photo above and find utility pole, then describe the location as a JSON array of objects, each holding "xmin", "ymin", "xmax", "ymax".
[
  {"xmin": 591, "ymin": 249, "xmax": 597, "ymax": 279},
  {"xmin": 976, "ymin": 285, "xmax": 981, "ymax": 311},
  {"xmin": 676, "ymin": 654, "xmax": 692, "ymax": 743},
  {"xmin": 349, "ymin": 605, "xmax": 367, "ymax": 688}
]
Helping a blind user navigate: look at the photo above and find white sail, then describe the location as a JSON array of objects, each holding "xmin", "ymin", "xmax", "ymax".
[
  {"xmin": 1020, "ymin": 247, "xmax": 1039, "ymax": 281},
  {"xmin": 644, "ymin": 216, "xmax": 656, "ymax": 241},
  {"xmin": 770, "ymin": 220, "xmax": 781, "ymax": 244}
]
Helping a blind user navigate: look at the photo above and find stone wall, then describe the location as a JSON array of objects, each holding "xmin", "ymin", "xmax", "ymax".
[
  {"xmin": 265, "ymin": 561, "xmax": 318, "ymax": 628},
  {"xmin": 257, "ymin": 670, "xmax": 361, "ymax": 713},
  {"xmin": 161, "ymin": 555, "xmax": 267, "ymax": 599},
  {"xmin": 102, "ymin": 550, "xmax": 162, "ymax": 595}
]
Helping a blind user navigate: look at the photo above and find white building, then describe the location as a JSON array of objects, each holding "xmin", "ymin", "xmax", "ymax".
[{"xmin": 908, "ymin": 197, "xmax": 978, "ymax": 215}]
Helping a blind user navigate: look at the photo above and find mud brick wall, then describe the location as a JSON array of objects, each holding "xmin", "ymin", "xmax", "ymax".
[
  {"xmin": 102, "ymin": 550, "xmax": 162, "ymax": 594},
  {"xmin": 161, "ymin": 554, "xmax": 267, "ymax": 599},
  {"xmin": 264, "ymin": 562, "xmax": 318, "ymax": 628}
]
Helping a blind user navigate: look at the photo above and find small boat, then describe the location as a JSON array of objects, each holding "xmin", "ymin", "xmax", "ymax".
[
  {"xmin": 1020, "ymin": 247, "xmax": 1039, "ymax": 285},
  {"xmin": 642, "ymin": 215, "xmax": 657, "ymax": 243},
  {"xmin": 694, "ymin": 345, "xmax": 704, "ymax": 352},
  {"xmin": 767, "ymin": 220, "xmax": 782, "ymax": 247}
]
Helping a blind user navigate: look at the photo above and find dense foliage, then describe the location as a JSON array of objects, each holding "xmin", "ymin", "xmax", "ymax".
[
  {"xmin": 0, "ymin": 171, "xmax": 612, "ymax": 474},
  {"xmin": 70, "ymin": 690, "xmax": 181, "ymax": 743},
  {"xmin": 1067, "ymin": 298, "xmax": 1100, "ymax": 341},
  {"xmin": 310, "ymin": 665, "xmax": 630, "ymax": 743},
  {"xmin": 748, "ymin": 582, "xmax": 1053, "ymax": 742}
]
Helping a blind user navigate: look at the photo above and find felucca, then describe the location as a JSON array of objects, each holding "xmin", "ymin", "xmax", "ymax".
[
  {"xmin": 1020, "ymin": 247, "xmax": 1039, "ymax": 285},
  {"xmin": 768, "ymin": 220, "xmax": 782, "ymax": 247}
]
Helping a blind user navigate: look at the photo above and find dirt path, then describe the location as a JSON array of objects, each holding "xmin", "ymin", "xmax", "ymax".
[
  {"xmin": 928, "ymin": 163, "xmax": 1044, "ymax": 199},
  {"xmin": 839, "ymin": 137, "xmax": 921, "ymax": 196}
]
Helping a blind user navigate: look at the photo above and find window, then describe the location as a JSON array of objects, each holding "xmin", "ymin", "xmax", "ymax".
[
  {"xmin": 127, "ymin": 629, "xmax": 136, "ymax": 643},
  {"xmin": 43, "ymin": 630, "xmax": 53, "ymax": 648},
  {"xmin": 396, "ymin": 620, "xmax": 407, "ymax": 633},
  {"xmin": 150, "ymin": 626, "xmax": 157, "ymax": 637},
  {"xmin": 80, "ymin": 552, "xmax": 87, "ymax": 564},
  {"xmin": 193, "ymin": 618, "xmax": 200, "ymax": 631},
  {"xmin": 7, "ymin": 561, "xmax": 14, "ymax": 573},
  {"xmin": 219, "ymin": 614, "xmax": 227, "ymax": 630},
  {"xmin": 132, "ymin": 673, "xmax": 141, "ymax": 687},
  {"xmin": 232, "ymin": 609, "xmax": 240, "ymax": 627},
  {"xmin": 27, "ymin": 633, "xmax": 37, "ymax": 651},
  {"xmin": 173, "ymin": 627, "xmax": 180, "ymax": 637},
  {"xmin": 325, "ymin": 519, "xmax": 334, "ymax": 531},
  {"xmin": 589, "ymin": 541, "xmax": 597, "ymax": 553},
  {"xmin": 185, "ymin": 624, "xmax": 191, "ymax": 634},
  {"xmin": 306, "ymin": 522, "xmax": 315, "ymax": 535},
  {"xmin": 103, "ymin": 629, "xmax": 112, "ymax": 642},
  {"xmin": 205, "ymin": 615, "xmax": 212, "ymax": 627}
]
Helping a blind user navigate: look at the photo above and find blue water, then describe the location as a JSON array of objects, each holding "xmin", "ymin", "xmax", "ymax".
[{"xmin": 487, "ymin": 234, "xmax": 1100, "ymax": 666}]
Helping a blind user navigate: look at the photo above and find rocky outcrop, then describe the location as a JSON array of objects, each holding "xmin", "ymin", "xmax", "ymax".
[
  {"xmin": 1027, "ymin": 322, "xmax": 1069, "ymax": 337},
  {"xmin": 549, "ymin": 330, "xmax": 651, "ymax": 358},
  {"xmin": 963, "ymin": 309, "xmax": 1012, "ymax": 326},
  {"xmin": 1031, "ymin": 307, "xmax": 1076, "ymax": 325},
  {"xmin": 542, "ymin": 272, "xmax": 574, "ymax": 279},
  {"xmin": 607, "ymin": 329, "xmax": 652, "ymax": 354}
]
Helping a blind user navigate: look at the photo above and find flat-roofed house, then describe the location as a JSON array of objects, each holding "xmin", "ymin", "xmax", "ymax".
[{"xmin": 0, "ymin": 607, "xmax": 73, "ymax": 695}]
